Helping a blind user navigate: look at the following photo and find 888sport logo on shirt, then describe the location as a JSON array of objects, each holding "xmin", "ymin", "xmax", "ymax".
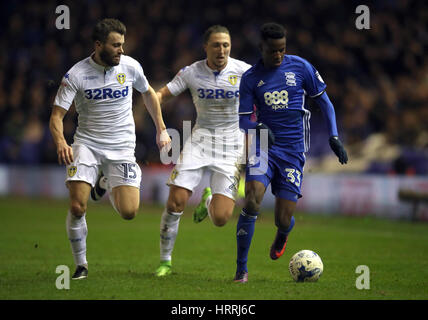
[{"xmin": 264, "ymin": 90, "xmax": 289, "ymax": 110}]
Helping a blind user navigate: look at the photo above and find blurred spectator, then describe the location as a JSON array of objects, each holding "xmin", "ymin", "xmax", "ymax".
[{"xmin": 0, "ymin": 0, "xmax": 426, "ymax": 174}]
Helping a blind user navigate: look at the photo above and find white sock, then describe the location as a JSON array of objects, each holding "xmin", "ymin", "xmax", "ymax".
[
  {"xmin": 66, "ymin": 210, "xmax": 88, "ymax": 267},
  {"xmin": 159, "ymin": 208, "xmax": 183, "ymax": 262},
  {"xmin": 206, "ymin": 194, "xmax": 213, "ymax": 221}
]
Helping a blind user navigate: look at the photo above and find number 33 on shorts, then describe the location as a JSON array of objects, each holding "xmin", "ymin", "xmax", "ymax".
[{"xmin": 285, "ymin": 168, "xmax": 301, "ymax": 187}]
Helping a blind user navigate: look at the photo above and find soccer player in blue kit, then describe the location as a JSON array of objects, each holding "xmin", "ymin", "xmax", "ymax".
[{"xmin": 234, "ymin": 23, "xmax": 348, "ymax": 282}]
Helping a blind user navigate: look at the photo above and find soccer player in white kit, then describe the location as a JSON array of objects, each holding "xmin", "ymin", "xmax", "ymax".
[
  {"xmin": 49, "ymin": 19, "xmax": 171, "ymax": 279},
  {"xmin": 155, "ymin": 25, "xmax": 251, "ymax": 276}
]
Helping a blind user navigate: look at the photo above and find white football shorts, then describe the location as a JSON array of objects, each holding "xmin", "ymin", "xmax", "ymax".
[
  {"xmin": 167, "ymin": 129, "xmax": 245, "ymax": 200},
  {"xmin": 65, "ymin": 143, "xmax": 142, "ymax": 192}
]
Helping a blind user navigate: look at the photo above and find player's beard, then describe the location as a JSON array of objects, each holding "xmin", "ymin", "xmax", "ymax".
[{"xmin": 100, "ymin": 48, "xmax": 120, "ymax": 67}]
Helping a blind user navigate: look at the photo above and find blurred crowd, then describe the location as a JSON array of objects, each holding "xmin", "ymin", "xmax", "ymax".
[{"xmin": 0, "ymin": 0, "xmax": 427, "ymax": 174}]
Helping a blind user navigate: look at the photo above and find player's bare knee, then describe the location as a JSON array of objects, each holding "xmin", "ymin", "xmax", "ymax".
[
  {"xmin": 121, "ymin": 212, "xmax": 136, "ymax": 220},
  {"xmin": 70, "ymin": 201, "xmax": 86, "ymax": 217},
  {"xmin": 119, "ymin": 209, "xmax": 137, "ymax": 220},
  {"xmin": 166, "ymin": 197, "xmax": 186, "ymax": 213},
  {"xmin": 212, "ymin": 219, "xmax": 227, "ymax": 227},
  {"xmin": 245, "ymin": 196, "xmax": 261, "ymax": 214},
  {"xmin": 167, "ymin": 186, "xmax": 191, "ymax": 213},
  {"xmin": 211, "ymin": 211, "xmax": 231, "ymax": 227},
  {"xmin": 244, "ymin": 187, "xmax": 263, "ymax": 213},
  {"xmin": 209, "ymin": 201, "xmax": 233, "ymax": 227}
]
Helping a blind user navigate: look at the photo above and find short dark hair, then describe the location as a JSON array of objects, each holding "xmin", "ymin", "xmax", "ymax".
[
  {"xmin": 260, "ymin": 22, "xmax": 286, "ymax": 41},
  {"xmin": 203, "ymin": 25, "xmax": 230, "ymax": 44},
  {"xmin": 92, "ymin": 18, "xmax": 126, "ymax": 43}
]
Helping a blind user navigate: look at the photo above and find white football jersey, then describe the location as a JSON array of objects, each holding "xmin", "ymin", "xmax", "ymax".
[
  {"xmin": 54, "ymin": 54, "xmax": 149, "ymax": 150},
  {"xmin": 167, "ymin": 57, "xmax": 251, "ymax": 133}
]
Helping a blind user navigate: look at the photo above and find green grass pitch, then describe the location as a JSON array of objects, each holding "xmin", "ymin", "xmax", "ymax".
[{"xmin": 0, "ymin": 196, "xmax": 427, "ymax": 300}]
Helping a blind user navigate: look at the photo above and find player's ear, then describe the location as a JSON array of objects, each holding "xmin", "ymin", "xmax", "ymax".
[{"xmin": 94, "ymin": 40, "xmax": 102, "ymax": 50}]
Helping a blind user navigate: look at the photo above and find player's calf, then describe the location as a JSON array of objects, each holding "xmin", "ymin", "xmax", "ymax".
[{"xmin": 275, "ymin": 206, "xmax": 295, "ymax": 231}]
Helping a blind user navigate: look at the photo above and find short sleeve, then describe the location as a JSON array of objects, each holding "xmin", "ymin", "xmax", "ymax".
[
  {"xmin": 302, "ymin": 61, "xmax": 327, "ymax": 98},
  {"xmin": 54, "ymin": 72, "xmax": 78, "ymax": 110},
  {"xmin": 133, "ymin": 62, "xmax": 150, "ymax": 93},
  {"xmin": 166, "ymin": 67, "xmax": 189, "ymax": 96}
]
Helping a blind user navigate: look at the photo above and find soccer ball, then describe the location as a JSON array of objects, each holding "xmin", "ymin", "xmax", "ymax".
[{"xmin": 289, "ymin": 250, "xmax": 323, "ymax": 282}]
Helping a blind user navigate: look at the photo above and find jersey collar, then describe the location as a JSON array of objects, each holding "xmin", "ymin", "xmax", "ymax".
[
  {"xmin": 204, "ymin": 58, "xmax": 230, "ymax": 76},
  {"xmin": 89, "ymin": 53, "xmax": 115, "ymax": 73}
]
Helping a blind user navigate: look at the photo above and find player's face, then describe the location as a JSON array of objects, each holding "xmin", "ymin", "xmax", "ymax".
[
  {"xmin": 97, "ymin": 32, "xmax": 125, "ymax": 67},
  {"xmin": 204, "ymin": 32, "xmax": 231, "ymax": 71},
  {"xmin": 261, "ymin": 37, "xmax": 286, "ymax": 68}
]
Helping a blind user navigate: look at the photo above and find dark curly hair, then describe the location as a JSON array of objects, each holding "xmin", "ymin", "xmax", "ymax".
[
  {"xmin": 260, "ymin": 22, "xmax": 286, "ymax": 41},
  {"xmin": 92, "ymin": 18, "xmax": 126, "ymax": 43}
]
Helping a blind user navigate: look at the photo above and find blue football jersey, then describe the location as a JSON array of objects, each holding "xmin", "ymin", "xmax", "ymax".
[{"xmin": 239, "ymin": 55, "xmax": 327, "ymax": 153}]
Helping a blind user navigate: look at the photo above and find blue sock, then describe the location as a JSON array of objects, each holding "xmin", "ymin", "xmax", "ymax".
[{"xmin": 236, "ymin": 209, "xmax": 258, "ymax": 273}]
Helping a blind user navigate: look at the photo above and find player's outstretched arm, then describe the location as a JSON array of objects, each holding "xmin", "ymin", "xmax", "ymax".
[
  {"xmin": 142, "ymin": 86, "xmax": 171, "ymax": 151},
  {"xmin": 313, "ymin": 92, "xmax": 348, "ymax": 164},
  {"xmin": 49, "ymin": 105, "xmax": 73, "ymax": 165}
]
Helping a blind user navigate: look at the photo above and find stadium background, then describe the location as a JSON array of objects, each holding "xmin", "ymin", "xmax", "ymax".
[
  {"xmin": 0, "ymin": 0, "xmax": 427, "ymax": 219},
  {"xmin": 1, "ymin": 0, "xmax": 428, "ymax": 303}
]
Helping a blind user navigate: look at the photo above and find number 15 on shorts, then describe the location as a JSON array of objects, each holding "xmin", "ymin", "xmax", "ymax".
[
  {"xmin": 121, "ymin": 163, "xmax": 137, "ymax": 180},
  {"xmin": 285, "ymin": 168, "xmax": 301, "ymax": 187}
]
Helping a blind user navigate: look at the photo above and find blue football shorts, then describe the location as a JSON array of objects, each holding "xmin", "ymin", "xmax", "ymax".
[{"xmin": 245, "ymin": 147, "xmax": 305, "ymax": 202}]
